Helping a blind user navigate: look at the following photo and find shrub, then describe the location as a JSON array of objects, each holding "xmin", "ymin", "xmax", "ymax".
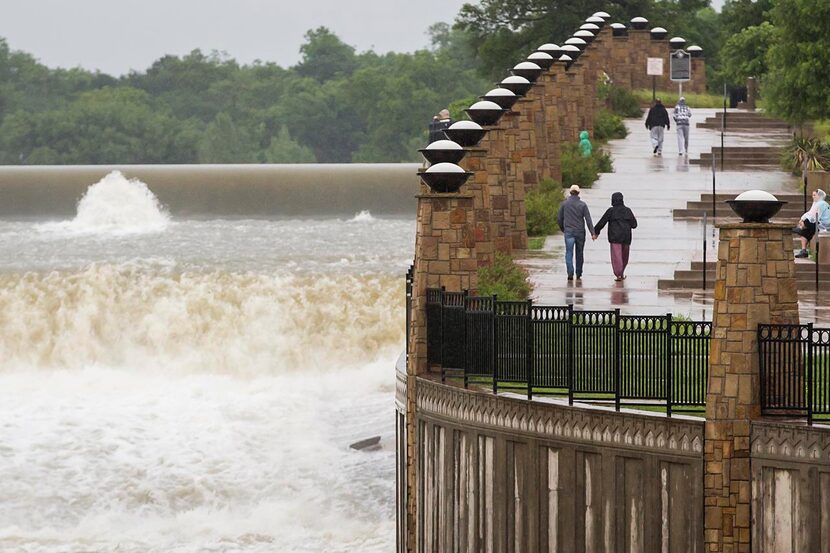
[
  {"xmin": 561, "ymin": 144, "xmax": 613, "ymax": 188},
  {"xmin": 781, "ymin": 136, "xmax": 830, "ymax": 176},
  {"xmin": 477, "ymin": 253, "xmax": 533, "ymax": 301},
  {"xmin": 601, "ymin": 84, "xmax": 643, "ymax": 118},
  {"xmin": 447, "ymin": 95, "xmax": 478, "ymax": 122},
  {"xmin": 631, "ymin": 89, "xmax": 725, "ymax": 109},
  {"xmin": 525, "ymin": 178, "xmax": 564, "ymax": 236},
  {"xmin": 593, "ymin": 110, "xmax": 628, "ymax": 141}
]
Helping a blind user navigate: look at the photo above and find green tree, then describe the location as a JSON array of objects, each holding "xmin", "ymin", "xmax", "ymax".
[
  {"xmin": 765, "ymin": 0, "xmax": 830, "ymax": 124},
  {"xmin": 262, "ymin": 126, "xmax": 316, "ymax": 163},
  {"xmin": 720, "ymin": 0, "xmax": 774, "ymax": 35},
  {"xmin": 294, "ymin": 27, "xmax": 358, "ymax": 82},
  {"xmin": 197, "ymin": 112, "xmax": 255, "ymax": 163},
  {"xmin": 720, "ymin": 22, "xmax": 775, "ymax": 85}
]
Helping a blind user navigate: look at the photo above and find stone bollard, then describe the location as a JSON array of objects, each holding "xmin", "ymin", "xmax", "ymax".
[{"xmin": 704, "ymin": 221, "xmax": 800, "ymax": 552}]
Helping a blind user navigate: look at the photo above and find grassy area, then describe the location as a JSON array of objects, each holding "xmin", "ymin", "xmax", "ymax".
[
  {"xmin": 631, "ymin": 89, "xmax": 725, "ymax": 108},
  {"xmin": 528, "ymin": 236, "xmax": 546, "ymax": 250}
]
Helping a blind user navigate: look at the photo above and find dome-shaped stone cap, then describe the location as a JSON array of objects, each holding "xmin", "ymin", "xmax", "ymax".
[
  {"xmin": 528, "ymin": 52, "xmax": 554, "ymax": 61},
  {"xmin": 501, "ymin": 75, "xmax": 531, "ymax": 85},
  {"xmin": 564, "ymin": 37, "xmax": 586, "ymax": 46},
  {"xmin": 468, "ymin": 100, "xmax": 503, "ymax": 111},
  {"xmin": 561, "ymin": 45, "xmax": 581, "ymax": 53},
  {"xmin": 513, "ymin": 61, "xmax": 542, "ymax": 71},
  {"xmin": 670, "ymin": 36, "xmax": 686, "ymax": 43},
  {"xmin": 537, "ymin": 43, "xmax": 561, "ymax": 56},
  {"xmin": 425, "ymin": 162, "xmax": 466, "ymax": 174},
  {"xmin": 425, "ymin": 139, "xmax": 463, "ymax": 151},
  {"xmin": 484, "ymin": 88, "xmax": 516, "ymax": 98},
  {"xmin": 735, "ymin": 190, "xmax": 778, "ymax": 202},
  {"xmin": 630, "ymin": 16, "xmax": 649, "ymax": 29},
  {"xmin": 558, "ymin": 54, "xmax": 574, "ymax": 62},
  {"xmin": 670, "ymin": 37, "xmax": 686, "ymax": 48},
  {"xmin": 448, "ymin": 120, "xmax": 483, "ymax": 131},
  {"xmin": 586, "ymin": 16, "xmax": 605, "ymax": 24},
  {"xmin": 580, "ymin": 23, "xmax": 600, "ymax": 31},
  {"xmin": 593, "ymin": 11, "xmax": 611, "ymax": 19},
  {"xmin": 687, "ymin": 45, "xmax": 703, "ymax": 56},
  {"xmin": 574, "ymin": 30, "xmax": 595, "ymax": 39},
  {"xmin": 651, "ymin": 27, "xmax": 668, "ymax": 33},
  {"xmin": 611, "ymin": 23, "xmax": 626, "ymax": 29}
]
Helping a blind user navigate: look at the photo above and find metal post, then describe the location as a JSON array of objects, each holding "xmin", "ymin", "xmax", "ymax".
[
  {"xmin": 526, "ymin": 299, "xmax": 534, "ymax": 400},
  {"xmin": 712, "ymin": 153, "xmax": 717, "ymax": 221},
  {"xmin": 721, "ymin": 83, "xmax": 726, "ymax": 171},
  {"xmin": 438, "ymin": 286, "xmax": 445, "ymax": 376},
  {"xmin": 666, "ymin": 313, "xmax": 673, "ymax": 417},
  {"xmin": 807, "ymin": 322, "xmax": 814, "ymax": 426},
  {"xmin": 462, "ymin": 290, "xmax": 469, "ymax": 387},
  {"xmin": 568, "ymin": 304, "xmax": 574, "ymax": 405},
  {"xmin": 804, "ymin": 171, "xmax": 809, "ymax": 214},
  {"xmin": 493, "ymin": 294, "xmax": 499, "ymax": 394},
  {"xmin": 652, "ymin": 76, "xmax": 656, "ymax": 102},
  {"xmin": 614, "ymin": 308, "xmax": 621, "ymax": 412},
  {"xmin": 703, "ymin": 212, "xmax": 708, "ymax": 292},
  {"xmin": 492, "ymin": 295, "xmax": 498, "ymax": 395}
]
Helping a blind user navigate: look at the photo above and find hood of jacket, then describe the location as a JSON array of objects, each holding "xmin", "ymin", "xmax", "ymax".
[
  {"xmin": 579, "ymin": 130, "xmax": 590, "ymax": 140},
  {"xmin": 611, "ymin": 192, "xmax": 624, "ymax": 206}
]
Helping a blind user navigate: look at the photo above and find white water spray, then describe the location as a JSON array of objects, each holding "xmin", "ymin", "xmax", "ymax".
[{"xmin": 49, "ymin": 171, "xmax": 170, "ymax": 234}]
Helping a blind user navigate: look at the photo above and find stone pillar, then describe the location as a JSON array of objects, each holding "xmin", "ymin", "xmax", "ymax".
[
  {"xmin": 540, "ymin": 70, "xmax": 563, "ymax": 183},
  {"xmin": 704, "ymin": 223, "xmax": 800, "ymax": 552}
]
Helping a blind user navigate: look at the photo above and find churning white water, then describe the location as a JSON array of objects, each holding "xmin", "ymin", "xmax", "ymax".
[
  {"xmin": 42, "ymin": 171, "xmax": 170, "ymax": 235},
  {"xmin": 0, "ymin": 174, "xmax": 413, "ymax": 552}
]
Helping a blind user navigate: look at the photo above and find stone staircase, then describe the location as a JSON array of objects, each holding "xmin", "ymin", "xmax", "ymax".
[
  {"xmin": 695, "ymin": 111, "xmax": 790, "ymax": 131},
  {"xmin": 690, "ymin": 147, "xmax": 783, "ymax": 169},
  {"xmin": 657, "ymin": 260, "xmax": 829, "ymax": 290}
]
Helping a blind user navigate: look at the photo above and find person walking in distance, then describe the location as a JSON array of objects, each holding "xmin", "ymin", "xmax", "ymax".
[
  {"xmin": 557, "ymin": 185, "xmax": 596, "ymax": 281},
  {"xmin": 645, "ymin": 98, "xmax": 670, "ymax": 156},
  {"xmin": 593, "ymin": 192, "xmax": 638, "ymax": 281},
  {"xmin": 673, "ymin": 97, "xmax": 692, "ymax": 156}
]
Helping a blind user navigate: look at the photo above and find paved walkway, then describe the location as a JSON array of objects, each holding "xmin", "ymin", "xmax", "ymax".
[{"xmin": 526, "ymin": 108, "xmax": 830, "ymax": 323}]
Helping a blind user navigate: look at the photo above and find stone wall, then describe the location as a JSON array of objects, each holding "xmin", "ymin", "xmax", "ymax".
[{"xmin": 398, "ymin": 375, "xmax": 705, "ymax": 553}]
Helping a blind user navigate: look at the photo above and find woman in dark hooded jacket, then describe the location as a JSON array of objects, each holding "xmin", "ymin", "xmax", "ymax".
[{"xmin": 594, "ymin": 192, "xmax": 638, "ymax": 281}]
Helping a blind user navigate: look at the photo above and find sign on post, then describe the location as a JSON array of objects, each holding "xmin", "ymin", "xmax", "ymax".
[
  {"xmin": 670, "ymin": 50, "xmax": 691, "ymax": 82},
  {"xmin": 647, "ymin": 58, "xmax": 663, "ymax": 76}
]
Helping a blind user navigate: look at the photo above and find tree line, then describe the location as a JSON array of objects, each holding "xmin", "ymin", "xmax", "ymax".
[
  {"xmin": 0, "ymin": 27, "xmax": 487, "ymax": 164},
  {"xmin": 0, "ymin": 0, "xmax": 826, "ymax": 165}
]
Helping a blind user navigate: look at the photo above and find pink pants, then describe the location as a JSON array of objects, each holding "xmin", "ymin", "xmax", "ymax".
[{"xmin": 610, "ymin": 243, "xmax": 630, "ymax": 277}]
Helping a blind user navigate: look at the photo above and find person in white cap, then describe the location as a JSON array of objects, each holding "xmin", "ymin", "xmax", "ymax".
[
  {"xmin": 673, "ymin": 97, "xmax": 692, "ymax": 156},
  {"xmin": 556, "ymin": 184, "xmax": 596, "ymax": 281}
]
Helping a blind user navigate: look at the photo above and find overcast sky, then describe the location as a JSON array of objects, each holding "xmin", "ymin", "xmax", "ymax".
[
  {"xmin": 0, "ymin": 0, "xmax": 469, "ymax": 75},
  {"xmin": 1, "ymin": 0, "xmax": 724, "ymax": 76}
]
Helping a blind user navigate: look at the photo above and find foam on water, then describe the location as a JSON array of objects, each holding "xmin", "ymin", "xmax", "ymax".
[
  {"xmin": 41, "ymin": 171, "xmax": 170, "ymax": 235},
  {"xmin": 348, "ymin": 210, "xmax": 375, "ymax": 223}
]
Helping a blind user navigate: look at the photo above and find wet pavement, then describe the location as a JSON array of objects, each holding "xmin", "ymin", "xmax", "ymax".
[{"xmin": 525, "ymin": 109, "xmax": 830, "ymax": 323}]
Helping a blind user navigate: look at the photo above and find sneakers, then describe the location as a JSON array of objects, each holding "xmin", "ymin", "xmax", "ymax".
[
  {"xmin": 678, "ymin": 152, "xmax": 683, "ymax": 156},
  {"xmin": 653, "ymin": 146, "xmax": 658, "ymax": 154},
  {"xmin": 567, "ymin": 275, "xmax": 574, "ymax": 281},
  {"xmin": 795, "ymin": 249, "xmax": 809, "ymax": 258}
]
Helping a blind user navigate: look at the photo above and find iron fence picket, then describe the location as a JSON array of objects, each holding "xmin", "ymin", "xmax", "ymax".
[
  {"xmin": 530, "ymin": 305, "xmax": 571, "ymax": 391},
  {"xmin": 464, "ymin": 295, "xmax": 494, "ymax": 386},
  {"xmin": 619, "ymin": 315, "xmax": 669, "ymax": 402},
  {"xmin": 670, "ymin": 321, "xmax": 711, "ymax": 408},
  {"xmin": 812, "ymin": 327, "xmax": 830, "ymax": 421},
  {"xmin": 440, "ymin": 291, "xmax": 466, "ymax": 380},
  {"xmin": 758, "ymin": 324, "xmax": 809, "ymax": 415},
  {"xmin": 571, "ymin": 310, "xmax": 618, "ymax": 400},
  {"xmin": 494, "ymin": 300, "xmax": 530, "ymax": 391},
  {"xmin": 425, "ymin": 288, "xmax": 443, "ymax": 368}
]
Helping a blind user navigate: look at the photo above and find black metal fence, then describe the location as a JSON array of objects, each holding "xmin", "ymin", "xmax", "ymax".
[
  {"xmin": 759, "ymin": 324, "xmax": 830, "ymax": 425},
  {"xmin": 425, "ymin": 288, "xmax": 711, "ymax": 414}
]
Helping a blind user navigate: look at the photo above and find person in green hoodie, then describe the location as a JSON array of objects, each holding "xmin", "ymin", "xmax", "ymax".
[{"xmin": 578, "ymin": 130, "xmax": 593, "ymax": 157}]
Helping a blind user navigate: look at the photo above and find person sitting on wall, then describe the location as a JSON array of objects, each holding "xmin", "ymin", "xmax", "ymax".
[
  {"xmin": 428, "ymin": 109, "xmax": 453, "ymax": 144},
  {"xmin": 793, "ymin": 188, "xmax": 830, "ymax": 258},
  {"xmin": 645, "ymin": 98, "xmax": 670, "ymax": 156}
]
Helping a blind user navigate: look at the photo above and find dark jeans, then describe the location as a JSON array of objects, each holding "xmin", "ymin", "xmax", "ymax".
[{"xmin": 564, "ymin": 232, "xmax": 586, "ymax": 277}]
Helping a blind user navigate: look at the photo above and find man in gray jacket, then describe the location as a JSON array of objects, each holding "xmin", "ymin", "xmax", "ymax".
[{"xmin": 557, "ymin": 185, "xmax": 596, "ymax": 280}]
